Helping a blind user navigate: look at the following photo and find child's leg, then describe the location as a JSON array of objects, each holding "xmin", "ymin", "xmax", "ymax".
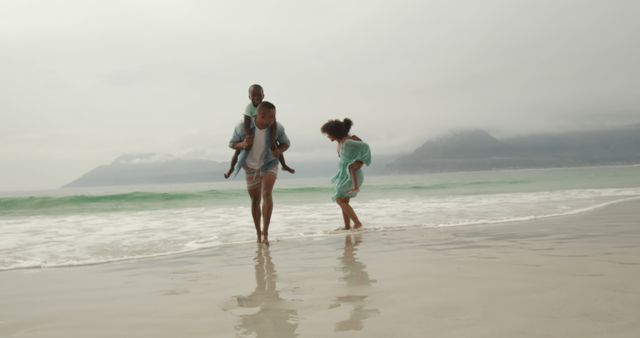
[
  {"xmin": 269, "ymin": 121, "xmax": 278, "ymax": 150},
  {"xmin": 269, "ymin": 122, "xmax": 294, "ymax": 174},
  {"xmin": 278, "ymin": 153, "xmax": 295, "ymax": 174},
  {"xmin": 244, "ymin": 115, "xmax": 254, "ymax": 150},
  {"xmin": 336, "ymin": 198, "xmax": 363, "ymax": 229},
  {"xmin": 341, "ymin": 209, "xmax": 351, "ymax": 230},
  {"xmin": 224, "ymin": 149, "xmax": 240, "ymax": 179}
]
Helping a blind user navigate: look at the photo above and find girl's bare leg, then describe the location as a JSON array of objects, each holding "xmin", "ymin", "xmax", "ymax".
[
  {"xmin": 336, "ymin": 198, "xmax": 363, "ymax": 229},
  {"xmin": 342, "ymin": 209, "xmax": 351, "ymax": 230}
]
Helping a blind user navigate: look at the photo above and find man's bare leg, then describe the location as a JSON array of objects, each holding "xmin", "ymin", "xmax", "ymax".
[
  {"xmin": 247, "ymin": 174, "xmax": 262, "ymax": 243},
  {"xmin": 260, "ymin": 173, "xmax": 277, "ymax": 245}
]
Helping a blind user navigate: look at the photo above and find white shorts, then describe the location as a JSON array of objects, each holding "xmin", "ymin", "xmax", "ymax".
[{"xmin": 244, "ymin": 165, "xmax": 278, "ymax": 188}]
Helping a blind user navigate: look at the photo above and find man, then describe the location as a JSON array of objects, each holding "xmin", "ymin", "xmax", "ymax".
[{"xmin": 229, "ymin": 101, "xmax": 290, "ymax": 245}]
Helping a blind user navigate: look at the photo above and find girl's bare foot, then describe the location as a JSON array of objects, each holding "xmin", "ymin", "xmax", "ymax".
[
  {"xmin": 224, "ymin": 170, "xmax": 233, "ymax": 179},
  {"xmin": 282, "ymin": 165, "xmax": 296, "ymax": 174}
]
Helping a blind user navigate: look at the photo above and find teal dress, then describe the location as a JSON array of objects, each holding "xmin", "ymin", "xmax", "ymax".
[{"xmin": 331, "ymin": 139, "xmax": 372, "ymax": 201}]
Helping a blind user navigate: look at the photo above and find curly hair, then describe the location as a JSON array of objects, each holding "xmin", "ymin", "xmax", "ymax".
[{"xmin": 321, "ymin": 118, "xmax": 353, "ymax": 139}]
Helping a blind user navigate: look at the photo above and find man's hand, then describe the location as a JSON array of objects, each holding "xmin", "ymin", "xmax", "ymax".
[
  {"xmin": 272, "ymin": 147, "xmax": 283, "ymax": 158},
  {"xmin": 243, "ymin": 135, "xmax": 254, "ymax": 150}
]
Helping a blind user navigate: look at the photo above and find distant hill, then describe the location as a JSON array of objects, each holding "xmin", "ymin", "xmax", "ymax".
[
  {"xmin": 385, "ymin": 124, "xmax": 640, "ymax": 173},
  {"xmin": 63, "ymin": 154, "xmax": 229, "ymax": 188},
  {"xmin": 63, "ymin": 152, "xmax": 396, "ymax": 188},
  {"xmin": 64, "ymin": 124, "xmax": 640, "ymax": 187}
]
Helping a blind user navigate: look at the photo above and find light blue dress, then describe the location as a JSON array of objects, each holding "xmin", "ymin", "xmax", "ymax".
[{"xmin": 331, "ymin": 139, "xmax": 372, "ymax": 201}]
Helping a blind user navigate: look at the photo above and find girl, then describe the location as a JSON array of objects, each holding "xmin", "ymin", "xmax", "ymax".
[{"xmin": 321, "ymin": 118, "xmax": 371, "ymax": 230}]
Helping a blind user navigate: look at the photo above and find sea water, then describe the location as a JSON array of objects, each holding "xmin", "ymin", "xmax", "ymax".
[{"xmin": 1, "ymin": 165, "xmax": 640, "ymax": 271}]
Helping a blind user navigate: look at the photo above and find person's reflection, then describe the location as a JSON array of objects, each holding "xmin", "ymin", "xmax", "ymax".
[
  {"xmin": 331, "ymin": 234, "xmax": 379, "ymax": 332},
  {"xmin": 235, "ymin": 245, "xmax": 298, "ymax": 338}
]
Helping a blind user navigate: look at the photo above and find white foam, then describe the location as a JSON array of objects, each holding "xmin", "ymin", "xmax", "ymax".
[{"xmin": 1, "ymin": 187, "xmax": 639, "ymax": 271}]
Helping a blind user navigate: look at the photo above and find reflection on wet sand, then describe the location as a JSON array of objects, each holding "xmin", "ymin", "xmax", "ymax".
[
  {"xmin": 331, "ymin": 234, "xmax": 380, "ymax": 331},
  {"xmin": 234, "ymin": 245, "xmax": 298, "ymax": 338}
]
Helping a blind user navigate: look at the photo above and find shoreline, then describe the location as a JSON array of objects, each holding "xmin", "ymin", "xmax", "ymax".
[
  {"xmin": 3, "ymin": 194, "xmax": 640, "ymax": 272},
  {"xmin": 1, "ymin": 199, "xmax": 639, "ymax": 337}
]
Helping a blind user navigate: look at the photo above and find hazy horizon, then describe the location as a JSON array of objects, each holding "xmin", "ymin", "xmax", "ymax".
[{"xmin": 2, "ymin": 0, "xmax": 639, "ymax": 191}]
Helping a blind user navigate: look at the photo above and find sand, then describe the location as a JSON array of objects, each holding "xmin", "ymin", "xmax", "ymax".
[{"xmin": 1, "ymin": 200, "xmax": 639, "ymax": 338}]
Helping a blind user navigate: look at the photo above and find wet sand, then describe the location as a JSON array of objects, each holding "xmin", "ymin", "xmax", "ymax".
[{"xmin": 1, "ymin": 199, "xmax": 639, "ymax": 337}]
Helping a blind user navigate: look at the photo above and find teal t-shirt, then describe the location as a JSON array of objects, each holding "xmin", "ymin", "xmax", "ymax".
[{"xmin": 244, "ymin": 103, "xmax": 257, "ymax": 118}]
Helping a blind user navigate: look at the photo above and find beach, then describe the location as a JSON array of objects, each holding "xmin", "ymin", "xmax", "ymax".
[{"xmin": 2, "ymin": 198, "xmax": 639, "ymax": 337}]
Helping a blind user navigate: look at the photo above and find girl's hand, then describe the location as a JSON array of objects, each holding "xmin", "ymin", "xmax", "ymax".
[
  {"xmin": 347, "ymin": 187, "xmax": 360, "ymax": 196},
  {"xmin": 350, "ymin": 135, "xmax": 362, "ymax": 141}
]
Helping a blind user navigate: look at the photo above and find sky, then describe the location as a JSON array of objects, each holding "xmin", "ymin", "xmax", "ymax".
[{"xmin": 1, "ymin": 0, "xmax": 639, "ymax": 191}]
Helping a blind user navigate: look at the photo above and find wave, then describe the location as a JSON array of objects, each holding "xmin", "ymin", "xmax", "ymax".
[
  {"xmin": 404, "ymin": 179, "xmax": 528, "ymax": 191},
  {"xmin": 0, "ymin": 180, "xmax": 518, "ymax": 216},
  {"xmin": 0, "ymin": 190, "xmax": 247, "ymax": 216},
  {"xmin": 3, "ymin": 195, "xmax": 639, "ymax": 272}
]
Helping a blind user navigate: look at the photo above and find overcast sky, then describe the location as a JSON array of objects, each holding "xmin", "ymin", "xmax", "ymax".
[{"xmin": 1, "ymin": 0, "xmax": 639, "ymax": 191}]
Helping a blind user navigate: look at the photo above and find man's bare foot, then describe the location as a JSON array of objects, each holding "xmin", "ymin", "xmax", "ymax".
[
  {"xmin": 262, "ymin": 238, "xmax": 269, "ymax": 246},
  {"xmin": 335, "ymin": 226, "xmax": 350, "ymax": 231},
  {"xmin": 282, "ymin": 165, "xmax": 296, "ymax": 174},
  {"xmin": 353, "ymin": 222, "xmax": 363, "ymax": 230}
]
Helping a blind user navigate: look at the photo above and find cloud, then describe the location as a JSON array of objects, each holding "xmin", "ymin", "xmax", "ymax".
[{"xmin": 1, "ymin": 0, "xmax": 639, "ymax": 190}]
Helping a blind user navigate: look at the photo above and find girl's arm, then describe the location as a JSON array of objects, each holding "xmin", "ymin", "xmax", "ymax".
[{"xmin": 348, "ymin": 160, "xmax": 364, "ymax": 193}]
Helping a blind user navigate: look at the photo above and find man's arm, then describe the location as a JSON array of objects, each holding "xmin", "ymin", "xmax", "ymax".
[
  {"xmin": 272, "ymin": 123, "xmax": 290, "ymax": 158},
  {"xmin": 229, "ymin": 123, "xmax": 247, "ymax": 150},
  {"xmin": 231, "ymin": 140, "xmax": 249, "ymax": 151}
]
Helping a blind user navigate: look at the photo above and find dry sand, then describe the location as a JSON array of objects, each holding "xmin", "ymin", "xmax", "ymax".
[{"xmin": 1, "ymin": 199, "xmax": 639, "ymax": 338}]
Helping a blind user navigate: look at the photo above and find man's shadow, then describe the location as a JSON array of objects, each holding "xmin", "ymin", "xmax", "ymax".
[
  {"xmin": 234, "ymin": 245, "xmax": 298, "ymax": 338},
  {"xmin": 330, "ymin": 233, "xmax": 380, "ymax": 332}
]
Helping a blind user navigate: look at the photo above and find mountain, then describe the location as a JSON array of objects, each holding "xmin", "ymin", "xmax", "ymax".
[
  {"xmin": 385, "ymin": 124, "xmax": 640, "ymax": 173},
  {"xmin": 64, "ymin": 124, "xmax": 640, "ymax": 187},
  {"xmin": 63, "ymin": 152, "xmax": 397, "ymax": 188},
  {"xmin": 63, "ymin": 153, "xmax": 229, "ymax": 188}
]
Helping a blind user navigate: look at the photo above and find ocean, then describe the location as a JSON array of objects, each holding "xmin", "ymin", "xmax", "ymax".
[{"xmin": 1, "ymin": 165, "xmax": 640, "ymax": 271}]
